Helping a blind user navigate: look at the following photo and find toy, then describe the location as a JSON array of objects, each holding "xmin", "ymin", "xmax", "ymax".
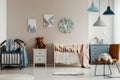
[
  {"xmin": 98, "ymin": 53, "xmax": 113, "ymax": 63},
  {"xmin": 34, "ymin": 37, "xmax": 46, "ymax": 48}
]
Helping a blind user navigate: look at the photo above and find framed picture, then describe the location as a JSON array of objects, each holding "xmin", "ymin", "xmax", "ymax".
[
  {"xmin": 27, "ymin": 19, "xmax": 36, "ymax": 32},
  {"xmin": 43, "ymin": 14, "xmax": 54, "ymax": 28}
]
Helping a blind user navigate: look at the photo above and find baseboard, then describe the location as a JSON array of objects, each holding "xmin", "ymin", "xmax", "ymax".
[
  {"xmin": 27, "ymin": 63, "xmax": 81, "ymax": 67},
  {"xmin": 47, "ymin": 64, "xmax": 54, "ymax": 67},
  {"xmin": 27, "ymin": 63, "xmax": 54, "ymax": 67},
  {"xmin": 27, "ymin": 64, "xmax": 33, "ymax": 67}
]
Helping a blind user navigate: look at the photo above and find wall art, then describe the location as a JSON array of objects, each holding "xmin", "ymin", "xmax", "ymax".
[
  {"xmin": 58, "ymin": 18, "xmax": 74, "ymax": 34},
  {"xmin": 43, "ymin": 14, "xmax": 54, "ymax": 28},
  {"xmin": 27, "ymin": 19, "xmax": 36, "ymax": 32}
]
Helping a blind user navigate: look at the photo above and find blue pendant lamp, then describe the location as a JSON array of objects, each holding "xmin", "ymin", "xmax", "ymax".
[
  {"xmin": 103, "ymin": 0, "xmax": 115, "ymax": 15},
  {"xmin": 93, "ymin": 0, "xmax": 106, "ymax": 26},
  {"xmin": 87, "ymin": 0, "xmax": 99, "ymax": 12}
]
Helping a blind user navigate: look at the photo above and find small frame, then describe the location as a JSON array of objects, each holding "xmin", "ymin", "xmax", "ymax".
[
  {"xmin": 27, "ymin": 19, "xmax": 36, "ymax": 32},
  {"xmin": 43, "ymin": 14, "xmax": 54, "ymax": 28}
]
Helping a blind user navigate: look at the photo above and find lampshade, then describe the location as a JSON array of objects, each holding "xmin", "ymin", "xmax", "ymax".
[
  {"xmin": 103, "ymin": 6, "xmax": 115, "ymax": 15},
  {"xmin": 93, "ymin": 16, "xmax": 106, "ymax": 26},
  {"xmin": 87, "ymin": 2, "xmax": 99, "ymax": 12}
]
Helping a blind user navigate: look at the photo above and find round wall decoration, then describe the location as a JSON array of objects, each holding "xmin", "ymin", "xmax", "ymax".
[{"xmin": 58, "ymin": 18, "xmax": 74, "ymax": 34}]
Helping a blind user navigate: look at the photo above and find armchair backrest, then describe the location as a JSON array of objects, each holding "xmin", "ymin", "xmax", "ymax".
[{"xmin": 109, "ymin": 44, "xmax": 120, "ymax": 60}]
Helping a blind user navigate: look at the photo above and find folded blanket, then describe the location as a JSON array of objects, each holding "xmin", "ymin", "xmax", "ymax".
[
  {"xmin": 6, "ymin": 39, "xmax": 20, "ymax": 52},
  {"xmin": 6, "ymin": 39, "xmax": 14, "ymax": 52}
]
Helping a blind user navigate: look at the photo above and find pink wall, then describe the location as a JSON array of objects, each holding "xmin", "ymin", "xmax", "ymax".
[{"xmin": 7, "ymin": 0, "xmax": 89, "ymax": 64}]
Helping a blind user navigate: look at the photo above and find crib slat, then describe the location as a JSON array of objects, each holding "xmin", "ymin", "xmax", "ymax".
[
  {"xmin": 9, "ymin": 52, "xmax": 10, "ymax": 64},
  {"xmin": 13, "ymin": 53, "xmax": 14, "ymax": 64},
  {"xmin": 17, "ymin": 53, "xmax": 18, "ymax": 64},
  {"xmin": 5, "ymin": 52, "xmax": 6, "ymax": 64}
]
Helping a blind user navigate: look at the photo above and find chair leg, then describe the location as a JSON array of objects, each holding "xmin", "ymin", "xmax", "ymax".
[
  {"xmin": 1, "ymin": 64, "xmax": 3, "ymax": 70},
  {"xmin": 115, "ymin": 63, "xmax": 120, "ymax": 73},
  {"xmin": 95, "ymin": 62, "xmax": 112, "ymax": 77},
  {"xmin": 1, "ymin": 66, "xmax": 3, "ymax": 70},
  {"xmin": 19, "ymin": 64, "xmax": 22, "ymax": 70},
  {"xmin": 103, "ymin": 63, "xmax": 106, "ymax": 78},
  {"xmin": 108, "ymin": 64, "xmax": 112, "ymax": 75},
  {"xmin": 95, "ymin": 63, "xmax": 106, "ymax": 76},
  {"xmin": 104, "ymin": 63, "xmax": 112, "ymax": 78},
  {"xmin": 104, "ymin": 63, "xmax": 120, "ymax": 78},
  {"xmin": 94, "ymin": 62, "xmax": 97, "ymax": 76}
]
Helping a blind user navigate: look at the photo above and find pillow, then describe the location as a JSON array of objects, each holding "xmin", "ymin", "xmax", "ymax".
[{"xmin": 98, "ymin": 53, "xmax": 113, "ymax": 63}]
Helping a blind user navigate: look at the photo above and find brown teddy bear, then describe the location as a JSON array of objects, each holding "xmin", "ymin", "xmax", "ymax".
[{"xmin": 34, "ymin": 37, "xmax": 46, "ymax": 48}]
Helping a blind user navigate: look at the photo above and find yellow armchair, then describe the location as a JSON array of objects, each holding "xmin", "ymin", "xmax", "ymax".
[{"xmin": 95, "ymin": 44, "xmax": 120, "ymax": 78}]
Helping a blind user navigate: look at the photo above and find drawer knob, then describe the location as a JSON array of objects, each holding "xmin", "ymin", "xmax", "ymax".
[
  {"xmin": 39, "ymin": 59, "xmax": 41, "ymax": 60},
  {"xmin": 39, "ymin": 52, "xmax": 41, "ymax": 54}
]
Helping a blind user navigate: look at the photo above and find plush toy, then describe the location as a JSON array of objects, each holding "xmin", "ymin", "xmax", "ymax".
[
  {"xmin": 34, "ymin": 37, "xmax": 46, "ymax": 48},
  {"xmin": 98, "ymin": 53, "xmax": 113, "ymax": 63}
]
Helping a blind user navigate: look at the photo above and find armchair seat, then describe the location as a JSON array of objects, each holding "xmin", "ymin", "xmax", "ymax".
[
  {"xmin": 96, "ymin": 59, "xmax": 118, "ymax": 64},
  {"xmin": 112, "ymin": 59, "xmax": 118, "ymax": 62},
  {"xmin": 96, "ymin": 59, "xmax": 110, "ymax": 64}
]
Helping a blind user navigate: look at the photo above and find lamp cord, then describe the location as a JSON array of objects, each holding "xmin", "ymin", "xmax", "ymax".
[
  {"xmin": 99, "ymin": 0, "xmax": 100, "ymax": 16},
  {"xmin": 108, "ymin": 0, "xmax": 110, "ymax": 6}
]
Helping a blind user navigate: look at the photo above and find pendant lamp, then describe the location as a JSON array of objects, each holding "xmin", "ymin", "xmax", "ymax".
[
  {"xmin": 87, "ymin": 0, "xmax": 99, "ymax": 12},
  {"xmin": 93, "ymin": 0, "xmax": 106, "ymax": 26},
  {"xmin": 94, "ymin": 16, "xmax": 106, "ymax": 26},
  {"xmin": 103, "ymin": 0, "xmax": 115, "ymax": 15}
]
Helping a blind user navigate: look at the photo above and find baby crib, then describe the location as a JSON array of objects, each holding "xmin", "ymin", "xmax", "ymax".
[
  {"xmin": 54, "ymin": 43, "xmax": 90, "ymax": 68},
  {"xmin": 0, "ymin": 39, "xmax": 23, "ymax": 70}
]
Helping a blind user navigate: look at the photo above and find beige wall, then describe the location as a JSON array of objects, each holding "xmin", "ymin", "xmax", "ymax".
[{"xmin": 7, "ymin": 0, "xmax": 89, "ymax": 64}]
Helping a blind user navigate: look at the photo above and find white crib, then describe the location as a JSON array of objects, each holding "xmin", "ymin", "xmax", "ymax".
[
  {"xmin": 54, "ymin": 43, "xmax": 90, "ymax": 69},
  {"xmin": 54, "ymin": 43, "xmax": 81, "ymax": 67}
]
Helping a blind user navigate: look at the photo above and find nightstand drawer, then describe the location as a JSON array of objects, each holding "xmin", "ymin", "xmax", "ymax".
[
  {"xmin": 34, "ymin": 49, "xmax": 46, "ymax": 56},
  {"xmin": 34, "ymin": 56, "xmax": 46, "ymax": 63}
]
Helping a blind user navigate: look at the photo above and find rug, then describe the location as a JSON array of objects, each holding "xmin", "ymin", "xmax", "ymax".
[
  {"xmin": 0, "ymin": 74, "xmax": 35, "ymax": 80},
  {"xmin": 53, "ymin": 72, "xmax": 84, "ymax": 76}
]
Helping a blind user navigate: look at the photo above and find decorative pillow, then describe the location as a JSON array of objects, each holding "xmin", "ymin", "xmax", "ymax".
[{"xmin": 98, "ymin": 53, "xmax": 113, "ymax": 63}]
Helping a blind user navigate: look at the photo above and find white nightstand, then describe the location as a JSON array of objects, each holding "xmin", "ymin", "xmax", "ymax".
[{"xmin": 33, "ymin": 49, "xmax": 47, "ymax": 67}]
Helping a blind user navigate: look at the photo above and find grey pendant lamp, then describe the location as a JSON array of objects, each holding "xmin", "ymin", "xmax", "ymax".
[
  {"xmin": 93, "ymin": 0, "xmax": 106, "ymax": 26},
  {"xmin": 87, "ymin": 0, "xmax": 99, "ymax": 12},
  {"xmin": 103, "ymin": 0, "xmax": 115, "ymax": 15}
]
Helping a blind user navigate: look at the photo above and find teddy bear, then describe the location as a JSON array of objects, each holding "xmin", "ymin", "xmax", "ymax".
[
  {"xmin": 98, "ymin": 53, "xmax": 113, "ymax": 63},
  {"xmin": 34, "ymin": 37, "xmax": 46, "ymax": 49}
]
